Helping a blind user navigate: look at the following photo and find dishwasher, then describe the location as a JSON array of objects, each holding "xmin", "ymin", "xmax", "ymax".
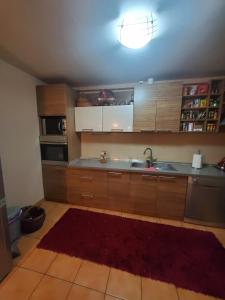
[{"xmin": 184, "ymin": 176, "xmax": 225, "ymax": 228}]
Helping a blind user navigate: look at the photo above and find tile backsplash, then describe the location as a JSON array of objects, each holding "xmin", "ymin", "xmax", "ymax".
[{"xmin": 81, "ymin": 133, "xmax": 225, "ymax": 164}]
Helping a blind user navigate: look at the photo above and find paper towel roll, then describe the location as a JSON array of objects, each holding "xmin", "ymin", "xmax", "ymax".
[{"xmin": 192, "ymin": 154, "xmax": 202, "ymax": 169}]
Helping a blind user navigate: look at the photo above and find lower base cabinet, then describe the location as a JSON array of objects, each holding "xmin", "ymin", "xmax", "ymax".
[
  {"xmin": 66, "ymin": 169, "xmax": 107, "ymax": 209},
  {"xmin": 66, "ymin": 168, "xmax": 188, "ymax": 220},
  {"xmin": 130, "ymin": 173, "xmax": 157, "ymax": 216},
  {"xmin": 157, "ymin": 175, "xmax": 187, "ymax": 219},
  {"xmin": 42, "ymin": 165, "xmax": 67, "ymax": 202}
]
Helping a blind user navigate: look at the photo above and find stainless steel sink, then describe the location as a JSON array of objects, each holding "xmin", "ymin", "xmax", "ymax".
[{"xmin": 130, "ymin": 161, "xmax": 176, "ymax": 171}]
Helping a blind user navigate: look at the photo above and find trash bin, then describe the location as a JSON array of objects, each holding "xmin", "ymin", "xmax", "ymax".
[
  {"xmin": 7, "ymin": 207, "xmax": 22, "ymax": 258},
  {"xmin": 21, "ymin": 206, "xmax": 45, "ymax": 234}
]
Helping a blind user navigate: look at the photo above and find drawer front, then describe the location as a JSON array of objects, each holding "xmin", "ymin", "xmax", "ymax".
[
  {"xmin": 68, "ymin": 191, "xmax": 107, "ymax": 209},
  {"xmin": 157, "ymin": 176, "xmax": 187, "ymax": 193},
  {"xmin": 107, "ymin": 171, "xmax": 130, "ymax": 183},
  {"xmin": 68, "ymin": 168, "xmax": 107, "ymax": 180}
]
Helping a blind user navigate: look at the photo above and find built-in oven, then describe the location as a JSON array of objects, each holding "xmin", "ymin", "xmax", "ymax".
[
  {"xmin": 40, "ymin": 142, "xmax": 68, "ymax": 162},
  {"xmin": 40, "ymin": 116, "xmax": 67, "ymax": 136}
]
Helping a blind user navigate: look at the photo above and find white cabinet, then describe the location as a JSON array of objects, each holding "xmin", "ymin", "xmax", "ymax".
[
  {"xmin": 102, "ymin": 105, "xmax": 133, "ymax": 132},
  {"xmin": 75, "ymin": 107, "xmax": 103, "ymax": 132}
]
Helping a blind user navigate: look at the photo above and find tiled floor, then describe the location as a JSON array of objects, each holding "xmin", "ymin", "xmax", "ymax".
[{"xmin": 0, "ymin": 200, "xmax": 224, "ymax": 300}]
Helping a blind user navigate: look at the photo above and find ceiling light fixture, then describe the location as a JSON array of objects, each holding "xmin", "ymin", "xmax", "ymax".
[{"xmin": 118, "ymin": 13, "xmax": 156, "ymax": 49}]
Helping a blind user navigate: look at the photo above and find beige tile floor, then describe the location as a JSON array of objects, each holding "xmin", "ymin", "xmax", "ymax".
[{"xmin": 0, "ymin": 200, "xmax": 224, "ymax": 300}]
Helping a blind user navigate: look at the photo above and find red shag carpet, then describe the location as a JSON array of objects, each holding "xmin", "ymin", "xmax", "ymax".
[{"xmin": 38, "ymin": 208, "xmax": 225, "ymax": 299}]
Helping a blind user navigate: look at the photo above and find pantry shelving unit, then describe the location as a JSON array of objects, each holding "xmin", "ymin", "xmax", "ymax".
[{"xmin": 180, "ymin": 80, "xmax": 225, "ymax": 133}]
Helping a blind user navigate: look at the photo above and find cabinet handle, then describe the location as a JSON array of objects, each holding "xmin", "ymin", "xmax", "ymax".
[
  {"xmin": 82, "ymin": 129, "xmax": 93, "ymax": 132},
  {"xmin": 108, "ymin": 172, "xmax": 123, "ymax": 177},
  {"xmin": 111, "ymin": 129, "xmax": 123, "ymax": 132},
  {"xmin": 158, "ymin": 176, "xmax": 176, "ymax": 182},
  {"xmin": 141, "ymin": 175, "xmax": 157, "ymax": 180},
  {"xmin": 140, "ymin": 129, "xmax": 155, "ymax": 132},
  {"xmin": 80, "ymin": 176, "xmax": 93, "ymax": 181},
  {"xmin": 81, "ymin": 193, "xmax": 94, "ymax": 199}
]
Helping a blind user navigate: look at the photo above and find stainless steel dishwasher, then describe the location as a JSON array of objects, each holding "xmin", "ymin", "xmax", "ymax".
[{"xmin": 184, "ymin": 176, "xmax": 225, "ymax": 228}]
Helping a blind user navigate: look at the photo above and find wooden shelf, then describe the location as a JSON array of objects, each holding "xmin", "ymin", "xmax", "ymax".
[
  {"xmin": 207, "ymin": 119, "xmax": 218, "ymax": 121},
  {"xmin": 181, "ymin": 119, "xmax": 205, "ymax": 122},
  {"xmin": 182, "ymin": 94, "xmax": 208, "ymax": 98},
  {"xmin": 181, "ymin": 107, "xmax": 207, "ymax": 110}
]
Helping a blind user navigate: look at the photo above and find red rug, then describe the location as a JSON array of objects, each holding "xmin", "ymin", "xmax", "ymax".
[{"xmin": 38, "ymin": 208, "xmax": 225, "ymax": 299}]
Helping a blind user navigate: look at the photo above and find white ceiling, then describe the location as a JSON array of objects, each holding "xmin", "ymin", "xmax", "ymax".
[{"xmin": 0, "ymin": 0, "xmax": 225, "ymax": 86}]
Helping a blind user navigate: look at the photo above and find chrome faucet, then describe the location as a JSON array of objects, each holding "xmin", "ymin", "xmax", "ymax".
[{"xmin": 143, "ymin": 147, "xmax": 154, "ymax": 168}]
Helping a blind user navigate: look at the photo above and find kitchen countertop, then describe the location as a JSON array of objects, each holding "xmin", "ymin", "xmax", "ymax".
[{"xmin": 68, "ymin": 158, "xmax": 225, "ymax": 179}]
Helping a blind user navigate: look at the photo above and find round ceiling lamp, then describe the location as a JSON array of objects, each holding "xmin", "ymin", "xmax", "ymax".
[{"xmin": 118, "ymin": 13, "xmax": 156, "ymax": 49}]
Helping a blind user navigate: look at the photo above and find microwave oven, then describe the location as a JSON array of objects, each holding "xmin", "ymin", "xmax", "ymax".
[
  {"xmin": 40, "ymin": 116, "xmax": 67, "ymax": 136},
  {"xmin": 40, "ymin": 142, "xmax": 68, "ymax": 162}
]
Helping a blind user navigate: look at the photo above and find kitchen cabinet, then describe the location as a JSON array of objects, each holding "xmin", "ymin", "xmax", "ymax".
[
  {"xmin": 133, "ymin": 82, "xmax": 182, "ymax": 132},
  {"xmin": 66, "ymin": 168, "xmax": 107, "ymax": 208},
  {"xmin": 42, "ymin": 165, "xmax": 67, "ymax": 202},
  {"xmin": 75, "ymin": 107, "xmax": 103, "ymax": 132},
  {"xmin": 155, "ymin": 82, "xmax": 182, "ymax": 131},
  {"xmin": 133, "ymin": 84, "xmax": 156, "ymax": 131},
  {"xmin": 130, "ymin": 173, "xmax": 157, "ymax": 216},
  {"xmin": 107, "ymin": 171, "xmax": 130, "ymax": 211},
  {"xmin": 37, "ymin": 84, "xmax": 68, "ymax": 116},
  {"xmin": 66, "ymin": 168, "xmax": 187, "ymax": 220},
  {"xmin": 102, "ymin": 105, "xmax": 133, "ymax": 132},
  {"xmin": 157, "ymin": 175, "xmax": 187, "ymax": 219}
]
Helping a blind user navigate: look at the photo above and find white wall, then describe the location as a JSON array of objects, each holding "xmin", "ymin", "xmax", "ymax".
[{"xmin": 0, "ymin": 59, "xmax": 43, "ymax": 207}]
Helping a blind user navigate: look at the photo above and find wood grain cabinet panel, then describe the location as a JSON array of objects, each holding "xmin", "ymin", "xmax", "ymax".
[
  {"xmin": 42, "ymin": 165, "xmax": 66, "ymax": 202},
  {"xmin": 37, "ymin": 84, "xmax": 67, "ymax": 116},
  {"xmin": 107, "ymin": 171, "xmax": 131, "ymax": 212},
  {"xmin": 133, "ymin": 85, "xmax": 156, "ymax": 131},
  {"xmin": 134, "ymin": 82, "xmax": 182, "ymax": 132},
  {"xmin": 157, "ymin": 176, "xmax": 187, "ymax": 220},
  {"xmin": 155, "ymin": 82, "xmax": 182, "ymax": 132},
  {"xmin": 130, "ymin": 173, "xmax": 157, "ymax": 216},
  {"xmin": 66, "ymin": 169, "xmax": 107, "ymax": 208}
]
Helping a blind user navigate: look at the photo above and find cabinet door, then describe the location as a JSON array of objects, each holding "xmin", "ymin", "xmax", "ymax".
[
  {"xmin": 75, "ymin": 107, "xmax": 103, "ymax": 132},
  {"xmin": 130, "ymin": 173, "xmax": 157, "ymax": 216},
  {"xmin": 155, "ymin": 82, "xmax": 182, "ymax": 132},
  {"xmin": 133, "ymin": 84, "xmax": 156, "ymax": 131},
  {"xmin": 42, "ymin": 165, "xmax": 67, "ymax": 202},
  {"xmin": 107, "ymin": 171, "xmax": 130, "ymax": 211},
  {"xmin": 37, "ymin": 84, "xmax": 67, "ymax": 116},
  {"xmin": 157, "ymin": 176, "xmax": 187, "ymax": 220},
  {"xmin": 102, "ymin": 105, "xmax": 133, "ymax": 132},
  {"xmin": 66, "ymin": 169, "xmax": 107, "ymax": 208}
]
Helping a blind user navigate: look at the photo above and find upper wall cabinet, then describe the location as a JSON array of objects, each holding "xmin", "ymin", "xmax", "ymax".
[
  {"xmin": 75, "ymin": 107, "xmax": 103, "ymax": 132},
  {"xmin": 102, "ymin": 105, "xmax": 133, "ymax": 132},
  {"xmin": 133, "ymin": 82, "xmax": 182, "ymax": 132},
  {"xmin": 36, "ymin": 84, "xmax": 67, "ymax": 116},
  {"xmin": 133, "ymin": 85, "xmax": 156, "ymax": 131},
  {"xmin": 155, "ymin": 81, "xmax": 182, "ymax": 132}
]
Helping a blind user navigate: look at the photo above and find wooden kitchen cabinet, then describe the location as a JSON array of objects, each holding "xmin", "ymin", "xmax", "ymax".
[
  {"xmin": 36, "ymin": 84, "xmax": 68, "ymax": 116},
  {"xmin": 42, "ymin": 165, "xmax": 67, "ymax": 202},
  {"xmin": 66, "ymin": 167, "xmax": 188, "ymax": 220},
  {"xmin": 133, "ymin": 84, "xmax": 156, "ymax": 131},
  {"xmin": 157, "ymin": 175, "xmax": 187, "ymax": 219},
  {"xmin": 133, "ymin": 82, "xmax": 182, "ymax": 132},
  {"xmin": 107, "ymin": 171, "xmax": 130, "ymax": 211},
  {"xmin": 155, "ymin": 82, "xmax": 182, "ymax": 131},
  {"xmin": 130, "ymin": 173, "xmax": 157, "ymax": 216},
  {"xmin": 66, "ymin": 168, "xmax": 107, "ymax": 208}
]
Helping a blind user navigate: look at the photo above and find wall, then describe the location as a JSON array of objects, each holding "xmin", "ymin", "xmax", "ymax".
[
  {"xmin": 81, "ymin": 133, "xmax": 225, "ymax": 164},
  {"xmin": 0, "ymin": 59, "xmax": 43, "ymax": 207}
]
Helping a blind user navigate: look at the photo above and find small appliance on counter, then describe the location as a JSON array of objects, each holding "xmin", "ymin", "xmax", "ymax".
[
  {"xmin": 99, "ymin": 150, "xmax": 108, "ymax": 163},
  {"xmin": 192, "ymin": 150, "xmax": 202, "ymax": 169},
  {"xmin": 216, "ymin": 157, "xmax": 225, "ymax": 171}
]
